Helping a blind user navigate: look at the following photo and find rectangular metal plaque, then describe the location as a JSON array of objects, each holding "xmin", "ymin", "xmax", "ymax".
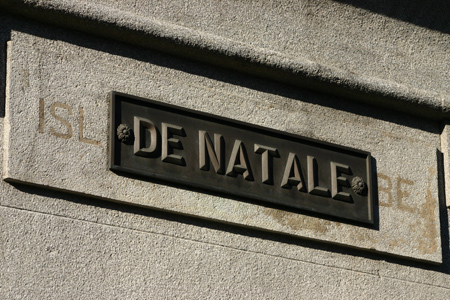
[{"xmin": 110, "ymin": 92, "xmax": 373, "ymax": 224}]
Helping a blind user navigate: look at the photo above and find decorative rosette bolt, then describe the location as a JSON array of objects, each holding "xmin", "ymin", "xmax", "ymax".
[
  {"xmin": 351, "ymin": 176, "xmax": 367, "ymax": 195},
  {"xmin": 117, "ymin": 124, "xmax": 133, "ymax": 144}
]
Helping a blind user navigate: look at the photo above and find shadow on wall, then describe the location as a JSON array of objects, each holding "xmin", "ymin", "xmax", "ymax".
[
  {"xmin": 437, "ymin": 149, "xmax": 450, "ymax": 271},
  {"xmin": 335, "ymin": 0, "xmax": 450, "ymax": 34},
  {"xmin": 0, "ymin": 16, "xmax": 11, "ymax": 118}
]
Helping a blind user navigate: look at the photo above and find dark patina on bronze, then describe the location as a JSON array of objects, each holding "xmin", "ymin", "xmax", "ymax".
[{"xmin": 110, "ymin": 92, "xmax": 374, "ymax": 224}]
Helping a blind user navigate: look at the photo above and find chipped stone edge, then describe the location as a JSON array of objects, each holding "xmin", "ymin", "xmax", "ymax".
[{"xmin": 0, "ymin": 0, "xmax": 449, "ymax": 120}]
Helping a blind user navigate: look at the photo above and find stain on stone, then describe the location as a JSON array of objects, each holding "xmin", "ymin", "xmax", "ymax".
[
  {"xmin": 417, "ymin": 167, "xmax": 438, "ymax": 255},
  {"xmin": 380, "ymin": 131, "xmax": 432, "ymax": 146},
  {"xmin": 348, "ymin": 230, "xmax": 378, "ymax": 245},
  {"xmin": 263, "ymin": 208, "xmax": 339, "ymax": 234}
]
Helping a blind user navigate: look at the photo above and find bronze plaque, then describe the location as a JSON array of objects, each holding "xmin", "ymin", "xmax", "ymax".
[{"xmin": 110, "ymin": 92, "xmax": 373, "ymax": 224}]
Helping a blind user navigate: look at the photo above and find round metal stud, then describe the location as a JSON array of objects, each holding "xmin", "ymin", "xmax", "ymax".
[
  {"xmin": 117, "ymin": 124, "xmax": 133, "ymax": 143},
  {"xmin": 351, "ymin": 176, "xmax": 367, "ymax": 195}
]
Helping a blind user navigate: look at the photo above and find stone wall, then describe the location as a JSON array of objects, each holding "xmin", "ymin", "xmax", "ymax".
[{"xmin": 1, "ymin": 1, "xmax": 450, "ymax": 299}]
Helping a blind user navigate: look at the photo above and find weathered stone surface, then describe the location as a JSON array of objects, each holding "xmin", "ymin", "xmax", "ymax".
[
  {"xmin": 2, "ymin": 29, "xmax": 442, "ymax": 262},
  {"xmin": 1, "ymin": 1, "xmax": 450, "ymax": 119},
  {"xmin": 1, "ymin": 192, "xmax": 450, "ymax": 299},
  {"xmin": 2, "ymin": 1, "xmax": 450, "ymax": 298}
]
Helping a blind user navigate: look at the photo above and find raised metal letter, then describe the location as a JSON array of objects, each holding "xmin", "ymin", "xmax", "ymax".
[
  {"xmin": 330, "ymin": 162, "xmax": 352, "ymax": 202},
  {"xmin": 199, "ymin": 131, "xmax": 224, "ymax": 174},
  {"xmin": 281, "ymin": 153, "xmax": 306, "ymax": 191},
  {"xmin": 254, "ymin": 144, "xmax": 279, "ymax": 184},
  {"xmin": 134, "ymin": 116, "xmax": 158, "ymax": 157},
  {"xmin": 226, "ymin": 140, "xmax": 253, "ymax": 180},
  {"xmin": 307, "ymin": 156, "xmax": 330, "ymax": 197},
  {"xmin": 162, "ymin": 122, "xmax": 185, "ymax": 166}
]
